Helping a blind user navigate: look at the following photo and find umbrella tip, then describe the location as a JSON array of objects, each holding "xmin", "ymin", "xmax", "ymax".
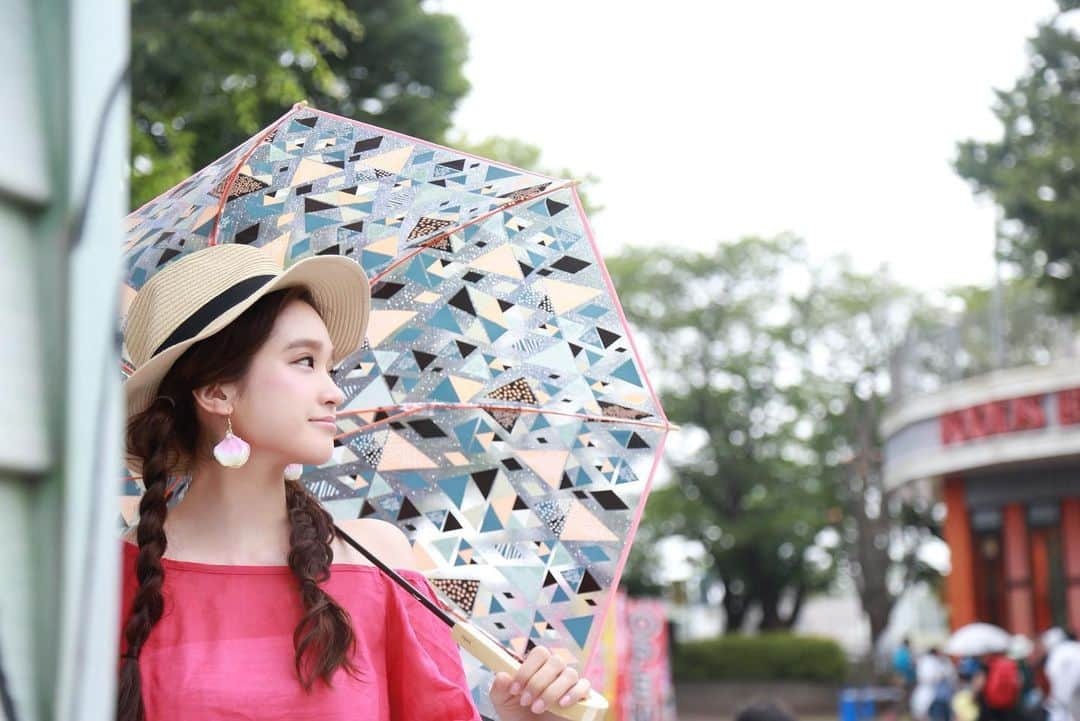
[{"xmin": 293, "ymin": 99, "xmax": 311, "ymax": 110}]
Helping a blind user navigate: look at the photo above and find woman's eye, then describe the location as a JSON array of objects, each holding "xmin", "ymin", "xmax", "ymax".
[{"xmin": 297, "ymin": 356, "xmax": 334, "ymax": 374}]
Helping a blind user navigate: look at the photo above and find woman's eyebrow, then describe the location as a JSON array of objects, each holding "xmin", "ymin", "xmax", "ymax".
[{"xmin": 283, "ymin": 338, "xmax": 336, "ymax": 356}]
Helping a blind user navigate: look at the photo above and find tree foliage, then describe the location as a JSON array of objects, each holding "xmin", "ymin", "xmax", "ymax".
[
  {"xmin": 609, "ymin": 239, "xmax": 943, "ymax": 641},
  {"xmin": 130, "ymin": 0, "xmax": 469, "ymax": 208},
  {"xmin": 130, "ymin": 1, "xmax": 601, "ymax": 219},
  {"xmin": 954, "ymin": 1, "xmax": 1080, "ymax": 313},
  {"xmin": 792, "ymin": 260, "xmax": 942, "ymax": 642},
  {"xmin": 608, "ymin": 236, "xmax": 839, "ymax": 631}
]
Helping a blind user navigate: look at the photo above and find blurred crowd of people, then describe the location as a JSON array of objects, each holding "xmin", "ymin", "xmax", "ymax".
[{"xmin": 892, "ymin": 628, "xmax": 1080, "ymax": 721}]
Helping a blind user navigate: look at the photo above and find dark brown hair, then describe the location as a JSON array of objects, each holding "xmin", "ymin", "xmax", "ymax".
[{"xmin": 118, "ymin": 286, "xmax": 360, "ymax": 721}]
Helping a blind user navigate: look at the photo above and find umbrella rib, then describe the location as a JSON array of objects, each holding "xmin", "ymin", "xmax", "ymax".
[
  {"xmin": 332, "ymin": 402, "xmax": 675, "ymax": 436},
  {"xmin": 332, "ymin": 523, "xmax": 457, "ymax": 628},
  {"xmin": 579, "ymin": 426, "xmax": 670, "ymax": 671},
  {"xmin": 207, "ymin": 105, "xmax": 302, "ymax": 246},
  {"xmin": 568, "ymin": 187, "xmax": 672, "ymax": 428},
  {"xmin": 120, "ymin": 403, "xmax": 674, "ymax": 485},
  {"xmin": 305, "ymin": 106, "xmax": 562, "ymax": 186},
  {"xmin": 333, "ymin": 525, "xmax": 528, "ymax": 665},
  {"xmin": 370, "ymin": 179, "xmax": 580, "ymax": 285}
]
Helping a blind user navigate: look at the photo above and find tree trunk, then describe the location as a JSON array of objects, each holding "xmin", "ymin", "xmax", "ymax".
[
  {"xmin": 848, "ymin": 389, "xmax": 896, "ymax": 647},
  {"xmin": 852, "ymin": 508, "xmax": 894, "ymax": 644},
  {"xmin": 759, "ymin": 589, "xmax": 783, "ymax": 631},
  {"xmin": 780, "ymin": 583, "xmax": 807, "ymax": 629},
  {"xmin": 723, "ymin": 590, "xmax": 749, "ymax": 633}
]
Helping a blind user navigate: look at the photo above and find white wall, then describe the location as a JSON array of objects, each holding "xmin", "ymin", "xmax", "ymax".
[{"xmin": 0, "ymin": 0, "xmax": 128, "ymax": 719}]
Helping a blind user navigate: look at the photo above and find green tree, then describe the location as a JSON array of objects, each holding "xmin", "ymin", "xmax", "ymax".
[
  {"xmin": 954, "ymin": 0, "xmax": 1080, "ymax": 313},
  {"xmin": 303, "ymin": 0, "xmax": 470, "ymax": 143},
  {"xmin": 610, "ymin": 243, "xmax": 947, "ymax": 640},
  {"xmin": 130, "ymin": 0, "xmax": 470, "ymax": 208},
  {"xmin": 793, "ymin": 260, "xmax": 942, "ymax": 643},
  {"xmin": 607, "ymin": 235, "xmax": 838, "ymax": 631}
]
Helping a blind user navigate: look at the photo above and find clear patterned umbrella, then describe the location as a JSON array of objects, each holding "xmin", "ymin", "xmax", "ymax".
[{"xmin": 119, "ymin": 102, "xmax": 673, "ymax": 716}]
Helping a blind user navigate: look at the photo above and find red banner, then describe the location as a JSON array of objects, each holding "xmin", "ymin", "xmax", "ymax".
[{"xmin": 586, "ymin": 591, "xmax": 676, "ymax": 721}]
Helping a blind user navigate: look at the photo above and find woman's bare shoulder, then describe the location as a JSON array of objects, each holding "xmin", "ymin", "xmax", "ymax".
[
  {"xmin": 333, "ymin": 518, "xmax": 416, "ymax": 570},
  {"xmin": 120, "ymin": 525, "xmax": 138, "ymax": 545}
]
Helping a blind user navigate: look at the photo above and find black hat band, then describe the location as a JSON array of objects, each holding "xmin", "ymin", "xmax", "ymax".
[{"xmin": 152, "ymin": 274, "xmax": 277, "ymax": 357}]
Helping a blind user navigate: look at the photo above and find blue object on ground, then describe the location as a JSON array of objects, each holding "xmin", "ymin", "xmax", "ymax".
[{"xmin": 839, "ymin": 686, "xmax": 904, "ymax": 721}]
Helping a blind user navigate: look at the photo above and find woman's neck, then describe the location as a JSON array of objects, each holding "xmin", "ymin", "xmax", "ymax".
[{"xmin": 162, "ymin": 457, "xmax": 293, "ymax": 565}]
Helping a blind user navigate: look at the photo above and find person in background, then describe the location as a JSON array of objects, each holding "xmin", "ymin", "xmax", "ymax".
[
  {"xmin": 735, "ymin": 699, "xmax": 797, "ymax": 721},
  {"xmin": 914, "ymin": 647, "xmax": 956, "ymax": 721},
  {"xmin": 1034, "ymin": 634, "xmax": 1054, "ymax": 702},
  {"xmin": 1041, "ymin": 628, "xmax": 1080, "ymax": 721},
  {"xmin": 981, "ymin": 646, "xmax": 1023, "ymax": 721},
  {"xmin": 896, "ymin": 638, "xmax": 918, "ymax": 691},
  {"xmin": 953, "ymin": 662, "xmax": 985, "ymax": 721},
  {"xmin": 1008, "ymin": 635, "xmax": 1043, "ymax": 721}
]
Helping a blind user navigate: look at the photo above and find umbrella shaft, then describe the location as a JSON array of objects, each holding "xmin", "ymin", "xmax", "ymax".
[{"xmin": 332, "ymin": 523, "xmax": 454, "ymax": 627}]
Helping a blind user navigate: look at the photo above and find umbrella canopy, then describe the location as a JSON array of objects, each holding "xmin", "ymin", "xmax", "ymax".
[
  {"xmin": 945, "ymin": 622, "xmax": 1011, "ymax": 657},
  {"xmin": 1008, "ymin": 634, "xmax": 1034, "ymax": 660},
  {"xmin": 119, "ymin": 102, "xmax": 672, "ymax": 712}
]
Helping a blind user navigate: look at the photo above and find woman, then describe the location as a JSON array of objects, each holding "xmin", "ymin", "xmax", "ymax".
[
  {"xmin": 912, "ymin": 647, "xmax": 955, "ymax": 721},
  {"xmin": 118, "ymin": 244, "xmax": 592, "ymax": 721}
]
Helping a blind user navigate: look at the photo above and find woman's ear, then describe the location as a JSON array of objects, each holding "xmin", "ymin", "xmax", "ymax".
[{"xmin": 191, "ymin": 382, "xmax": 237, "ymax": 416}]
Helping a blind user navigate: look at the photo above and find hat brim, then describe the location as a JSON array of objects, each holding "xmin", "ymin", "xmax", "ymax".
[{"xmin": 122, "ymin": 253, "xmax": 371, "ymax": 478}]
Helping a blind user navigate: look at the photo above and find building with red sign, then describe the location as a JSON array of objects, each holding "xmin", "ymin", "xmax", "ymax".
[{"xmin": 882, "ymin": 358, "xmax": 1080, "ymax": 637}]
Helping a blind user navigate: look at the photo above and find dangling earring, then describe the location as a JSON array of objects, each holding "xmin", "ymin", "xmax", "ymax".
[
  {"xmin": 284, "ymin": 463, "xmax": 303, "ymax": 481},
  {"xmin": 213, "ymin": 414, "xmax": 250, "ymax": 468}
]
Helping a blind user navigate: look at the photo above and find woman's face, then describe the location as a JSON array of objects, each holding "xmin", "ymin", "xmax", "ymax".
[{"xmin": 228, "ymin": 298, "xmax": 345, "ymax": 466}]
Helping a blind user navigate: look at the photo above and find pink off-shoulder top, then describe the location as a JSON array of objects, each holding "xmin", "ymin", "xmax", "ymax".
[{"xmin": 118, "ymin": 540, "xmax": 481, "ymax": 720}]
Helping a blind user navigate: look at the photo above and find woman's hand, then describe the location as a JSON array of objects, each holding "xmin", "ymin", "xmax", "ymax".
[{"xmin": 489, "ymin": 645, "xmax": 593, "ymax": 720}]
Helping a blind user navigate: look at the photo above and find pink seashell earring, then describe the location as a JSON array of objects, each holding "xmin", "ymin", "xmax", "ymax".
[
  {"xmin": 284, "ymin": 463, "xmax": 303, "ymax": 481},
  {"xmin": 213, "ymin": 414, "xmax": 250, "ymax": 468}
]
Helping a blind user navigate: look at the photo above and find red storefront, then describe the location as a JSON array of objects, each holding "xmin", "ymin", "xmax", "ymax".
[{"xmin": 883, "ymin": 365, "xmax": 1080, "ymax": 635}]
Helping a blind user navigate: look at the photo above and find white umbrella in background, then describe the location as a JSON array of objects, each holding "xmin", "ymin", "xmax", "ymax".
[
  {"xmin": 945, "ymin": 622, "xmax": 1011, "ymax": 657},
  {"xmin": 1008, "ymin": 634, "xmax": 1034, "ymax": 660}
]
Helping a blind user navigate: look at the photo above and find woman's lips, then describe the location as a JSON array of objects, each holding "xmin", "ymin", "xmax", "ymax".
[{"xmin": 311, "ymin": 419, "xmax": 337, "ymax": 430}]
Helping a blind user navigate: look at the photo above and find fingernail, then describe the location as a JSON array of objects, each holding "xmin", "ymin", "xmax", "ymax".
[
  {"xmin": 510, "ymin": 682, "xmax": 521, "ymax": 695},
  {"xmin": 560, "ymin": 694, "xmax": 572, "ymax": 707},
  {"xmin": 520, "ymin": 692, "xmax": 531, "ymax": 706},
  {"xmin": 531, "ymin": 699, "xmax": 546, "ymax": 713}
]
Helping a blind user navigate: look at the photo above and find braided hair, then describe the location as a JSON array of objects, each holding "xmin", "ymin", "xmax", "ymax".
[{"xmin": 119, "ymin": 287, "xmax": 359, "ymax": 721}]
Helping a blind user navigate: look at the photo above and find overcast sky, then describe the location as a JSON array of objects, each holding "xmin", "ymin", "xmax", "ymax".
[{"xmin": 434, "ymin": 1, "xmax": 1059, "ymax": 292}]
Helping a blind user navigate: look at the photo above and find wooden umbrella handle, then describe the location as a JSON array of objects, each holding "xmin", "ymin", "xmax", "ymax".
[{"xmin": 451, "ymin": 620, "xmax": 609, "ymax": 721}]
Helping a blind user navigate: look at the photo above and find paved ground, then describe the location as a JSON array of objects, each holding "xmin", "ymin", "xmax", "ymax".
[
  {"xmin": 679, "ymin": 714, "xmax": 909, "ymax": 721},
  {"xmin": 678, "ymin": 714, "xmax": 841, "ymax": 721}
]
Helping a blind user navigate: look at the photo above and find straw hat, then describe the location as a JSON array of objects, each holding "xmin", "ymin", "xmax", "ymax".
[{"xmin": 122, "ymin": 243, "xmax": 371, "ymax": 475}]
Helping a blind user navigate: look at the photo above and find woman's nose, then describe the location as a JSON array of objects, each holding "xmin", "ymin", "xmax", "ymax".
[{"xmin": 323, "ymin": 374, "xmax": 345, "ymax": 406}]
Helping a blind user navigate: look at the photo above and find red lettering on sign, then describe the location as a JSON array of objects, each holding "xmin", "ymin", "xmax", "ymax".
[
  {"xmin": 941, "ymin": 410, "xmax": 967, "ymax": 444},
  {"xmin": 940, "ymin": 395, "xmax": 1047, "ymax": 445},
  {"xmin": 941, "ymin": 410, "xmax": 968, "ymax": 445},
  {"xmin": 984, "ymin": 400, "xmax": 1011, "ymax": 435},
  {"xmin": 1013, "ymin": 395, "xmax": 1046, "ymax": 431},
  {"xmin": 1060, "ymin": 388, "xmax": 1080, "ymax": 426}
]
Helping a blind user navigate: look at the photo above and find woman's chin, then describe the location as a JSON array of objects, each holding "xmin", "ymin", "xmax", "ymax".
[
  {"xmin": 310, "ymin": 440, "xmax": 336, "ymax": 465},
  {"xmin": 285, "ymin": 440, "xmax": 335, "ymax": 468}
]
